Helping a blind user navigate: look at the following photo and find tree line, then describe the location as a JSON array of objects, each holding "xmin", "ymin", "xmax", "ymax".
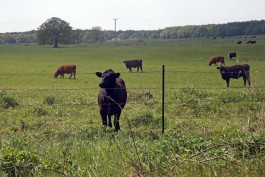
[{"xmin": 0, "ymin": 19, "xmax": 264, "ymax": 45}]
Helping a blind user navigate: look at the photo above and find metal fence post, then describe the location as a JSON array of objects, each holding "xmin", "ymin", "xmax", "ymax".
[{"xmin": 162, "ymin": 65, "xmax": 165, "ymax": 134}]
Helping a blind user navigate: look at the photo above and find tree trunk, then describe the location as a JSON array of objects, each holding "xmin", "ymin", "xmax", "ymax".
[{"xmin": 53, "ymin": 38, "xmax": 59, "ymax": 48}]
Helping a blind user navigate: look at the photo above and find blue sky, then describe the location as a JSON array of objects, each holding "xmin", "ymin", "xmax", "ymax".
[{"xmin": 0, "ymin": 0, "xmax": 264, "ymax": 32}]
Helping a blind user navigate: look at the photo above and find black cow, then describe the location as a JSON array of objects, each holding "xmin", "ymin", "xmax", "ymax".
[
  {"xmin": 228, "ymin": 52, "xmax": 237, "ymax": 59},
  {"xmin": 247, "ymin": 40, "xmax": 256, "ymax": 44},
  {"xmin": 96, "ymin": 69, "xmax": 127, "ymax": 131},
  {"xmin": 237, "ymin": 41, "xmax": 242, "ymax": 44},
  {"xmin": 217, "ymin": 64, "xmax": 250, "ymax": 88},
  {"xmin": 123, "ymin": 59, "xmax": 143, "ymax": 72}
]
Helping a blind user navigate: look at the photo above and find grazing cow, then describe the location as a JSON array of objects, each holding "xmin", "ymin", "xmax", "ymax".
[
  {"xmin": 54, "ymin": 65, "xmax": 76, "ymax": 79},
  {"xmin": 209, "ymin": 56, "xmax": 225, "ymax": 66},
  {"xmin": 237, "ymin": 41, "xmax": 242, "ymax": 44},
  {"xmin": 228, "ymin": 52, "xmax": 238, "ymax": 62},
  {"xmin": 123, "ymin": 59, "xmax": 143, "ymax": 72},
  {"xmin": 217, "ymin": 64, "xmax": 250, "ymax": 88},
  {"xmin": 96, "ymin": 69, "xmax": 127, "ymax": 131},
  {"xmin": 247, "ymin": 40, "xmax": 256, "ymax": 44}
]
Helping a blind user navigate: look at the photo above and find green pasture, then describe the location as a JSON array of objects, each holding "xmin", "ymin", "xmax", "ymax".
[{"xmin": 0, "ymin": 37, "xmax": 265, "ymax": 176}]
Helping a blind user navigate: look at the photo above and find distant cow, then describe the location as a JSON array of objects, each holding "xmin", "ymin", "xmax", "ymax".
[
  {"xmin": 96, "ymin": 69, "xmax": 127, "ymax": 131},
  {"xmin": 209, "ymin": 56, "xmax": 225, "ymax": 66},
  {"xmin": 54, "ymin": 64, "xmax": 76, "ymax": 79},
  {"xmin": 247, "ymin": 40, "xmax": 256, "ymax": 44},
  {"xmin": 237, "ymin": 41, "xmax": 242, "ymax": 44},
  {"xmin": 217, "ymin": 64, "xmax": 250, "ymax": 88},
  {"xmin": 123, "ymin": 59, "xmax": 143, "ymax": 72},
  {"xmin": 228, "ymin": 52, "xmax": 239, "ymax": 62}
]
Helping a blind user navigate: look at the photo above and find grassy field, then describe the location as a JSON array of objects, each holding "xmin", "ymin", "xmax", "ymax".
[{"xmin": 0, "ymin": 37, "xmax": 265, "ymax": 176}]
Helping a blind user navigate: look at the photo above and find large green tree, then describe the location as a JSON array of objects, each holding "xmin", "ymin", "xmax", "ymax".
[{"xmin": 37, "ymin": 17, "xmax": 72, "ymax": 48}]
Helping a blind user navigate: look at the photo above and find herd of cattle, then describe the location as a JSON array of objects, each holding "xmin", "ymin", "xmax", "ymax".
[
  {"xmin": 237, "ymin": 40, "xmax": 256, "ymax": 44},
  {"xmin": 54, "ymin": 61, "xmax": 142, "ymax": 131},
  {"xmin": 54, "ymin": 54, "xmax": 252, "ymax": 130},
  {"xmin": 209, "ymin": 52, "xmax": 251, "ymax": 88}
]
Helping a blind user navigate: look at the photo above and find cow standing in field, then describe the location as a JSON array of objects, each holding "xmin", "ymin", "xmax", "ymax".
[
  {"xmin": 217, "ymin": 64, "xmax": 250, "ymax": 88},
  {"xmin": 228, "ymin": 52, "xmax": 236, "ymax": 59},
  {"xmin": 123, "ymin": 59, "xmax": 143, "ymax": 72},
  {"xmin": 96, "ymin": 69, "xmax": 127, "ymax": 131},
  {"xmin": 228, "ymin": 52, "xmax": 239, "ymax": 62},
  {"xmin": 247, "ymin": 40, "xmax": 256, "ymax": 44},
  {"xmin": 209, "ymin": 56, "xmax": 225, "ymax": 66},
  {"xmin": 54, "ymin": 64, "xmax": 76, "ymax": 79},
  {"xmin": 237, "ymin": 41, "xmax": 242, "ymax": 44}
]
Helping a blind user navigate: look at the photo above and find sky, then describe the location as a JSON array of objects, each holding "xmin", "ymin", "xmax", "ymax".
[{"xmin": 0, "ymin": 0, "xmax": 265, "ymax": 33}]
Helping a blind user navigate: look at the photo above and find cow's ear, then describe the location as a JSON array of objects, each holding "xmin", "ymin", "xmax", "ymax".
[
  {"xmin": 217, "ymin": 67, "xmax": 220, "ymax": 70},
  {"xmin": 115, "ymin": 73, "xmax": 120, "ymax": 78},
  {"xmin": 96, "ymin": 72, "xmax": 102, "ymax": 78}
]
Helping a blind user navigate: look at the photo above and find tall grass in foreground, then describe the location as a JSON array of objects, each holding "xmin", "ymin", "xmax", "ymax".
[{"xmin": 0, "ymin": 88, "xmax": 264, "ymax": 176}]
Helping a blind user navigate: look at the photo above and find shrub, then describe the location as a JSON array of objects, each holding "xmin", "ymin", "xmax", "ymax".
[
  {"xmin": 0, "ymin": 91, "xmax": 19, "ymax": 109},
  {"xmin": 1, "ymin": 148, "xmax": 40, "ymax": 176}
]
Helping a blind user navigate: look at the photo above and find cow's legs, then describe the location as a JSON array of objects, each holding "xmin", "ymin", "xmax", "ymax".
[
  {"xmin": 243, "ymin": 78, "xmax": 251, "ymax": 87},
  {"xmin": 243, "ymin": 74, "xmax": 251, "ymax": 87},
  {"xmin": 226, "ymin": 79, "xmax": 230, "ymax": 88},
  {"xmin": 243, "ymin": 78, "xmax": 247, "ymax": 87},
  {"xmin": 108, "ymin": 114, "xmax": 112, "ymax": 127},
  {"xmin": 248, "ymin": 78, "xmax": 251, "ymax": 86},
  {"xmin": 129, "ymin": 67, "xmax": 132, "ymax": 72},
  {"xmin": 140, "ymin": 66, "xmax": 143, "ymax": 72},
  {"xmin": 69, "ymin": 73, "xmax": 73, "ymax": 79},
  {"xmin": 247, "ymin": 74, "xmax": 251, "ymax": 86},
  {"xmin": 114, "ymin": 113, "xmax": 121, "ymax": 131},
  {"xmin": 100, "ymin": 112, "xmax": 107, "ymax": 126},
  {"xmin": 137, "ymin": 67, "xmax": 139, "ymax": 72}
]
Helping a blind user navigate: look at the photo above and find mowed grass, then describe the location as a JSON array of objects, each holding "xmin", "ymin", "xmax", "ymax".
[{"xmin": 0, "ymin": 38, "xmax": 265, "ymax": 176}]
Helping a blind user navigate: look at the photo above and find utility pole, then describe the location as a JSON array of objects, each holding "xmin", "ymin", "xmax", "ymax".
[{"xmin": 113, "ymin": 18, "xmax": 118, "ymax": 48}]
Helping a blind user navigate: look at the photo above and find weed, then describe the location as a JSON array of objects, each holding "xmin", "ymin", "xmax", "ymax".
[
  {"xmin": 43, "ymin": 95, "xmax": 55, "ymax": 105},
  {"xmin": 0, "ymin": 91, "xmax": 19, "ymax": 109},
  {"xmin": 130, "ymin": 111, "xmax": 160, "ymax": 128},
  {"xmin": 31, "ymin": 106, "xmax": 48, "ymax": 117}
]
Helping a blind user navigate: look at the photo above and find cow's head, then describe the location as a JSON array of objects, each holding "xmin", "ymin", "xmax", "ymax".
[
  {"xmin": 54, "ymin": 71, "xmax": 59, "ymax": 78},
  {"xmin": 217, "ymin": 66, "xmax": 227, "ymax": 75},
  {"xmin": 123, "ymin": 61, "xmax": 127, "ymax": 65},
  {"xmin": 96, "ymin": 69, "xmax": 120, "ymax": 88}
]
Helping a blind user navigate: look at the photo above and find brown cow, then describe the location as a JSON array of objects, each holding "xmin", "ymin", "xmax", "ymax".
[
  {"xmin": 54, "ymin": 65, "xmax": 76, "ymax": 79},
  {"xmin": 217, "ymin": 64, "xmax": 250, "ymax": 88},
  {"xmin": 209, "ymin": 56, "xmax": 225, "ymax": 66},
  {"xmin": 96, "ymin": 69, "xmax": 127, "ymax": 131}
]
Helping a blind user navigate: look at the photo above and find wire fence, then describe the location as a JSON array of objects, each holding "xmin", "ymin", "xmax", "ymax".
[
  {"xmin": 0, "ymin": 69, "xmax": 265, "ymax": 75},
  {"xmin": 0, "ymin": 70, "xmax": 264, "ymax": 90},
  {"xmin": 1, "ymin": 67, "xmax": 265, "ymax": 134},
  {"xmin": 1, "ymin": 68, "xmax": 265, "ymax": 109}
]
